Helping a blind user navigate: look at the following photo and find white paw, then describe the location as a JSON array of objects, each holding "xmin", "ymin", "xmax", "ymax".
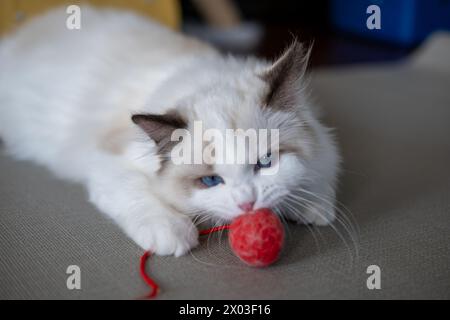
[
  {"xmin": 297, "ymin": 202, "xmax": 336, "ymax": 226},
  {"xmin": 132, "ymin": 215, "xmax": 199, "ymax": 257}
]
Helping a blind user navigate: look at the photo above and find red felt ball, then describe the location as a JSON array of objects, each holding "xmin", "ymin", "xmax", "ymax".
[{"xmin": 228, "ymin": 208, "xmax": 284, "ymax": 267}]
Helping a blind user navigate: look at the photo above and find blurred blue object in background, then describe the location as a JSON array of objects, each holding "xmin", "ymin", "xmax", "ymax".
[{"xmin": 331, "ymin": 0, "xmax": 450, "ymax": 46}]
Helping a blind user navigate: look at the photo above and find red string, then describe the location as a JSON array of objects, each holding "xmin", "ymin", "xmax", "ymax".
[
  {"xmin": 139, "ymin": 225, "xmax": 230, "ymax": 298},
  {"xmin": 199, "ymin": 225, "xmax": 230, "ymax": 236},
  {"xmin": 139, "ymin": 251, "xmax": 160, "ymax": 298}
]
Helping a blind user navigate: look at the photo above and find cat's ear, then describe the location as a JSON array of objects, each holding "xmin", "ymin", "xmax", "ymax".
[
  {"xmin": 131, "ymin": 111, "xmax": 186, "ymax": 146},
  {"xmin": 262, "ymin": 40, "xmax": 312, "ymax": 110}
]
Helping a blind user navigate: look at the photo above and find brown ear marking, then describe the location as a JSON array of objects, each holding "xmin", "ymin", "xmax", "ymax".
[
  {"xmin": 131, "ymin": 111, "xmax": 187, "ymax": 159},
  {"xmin": 262, "ymin": 39, "xmax": 312, "ymax": 110},
  {"xmin": 131, "ymin": 111, "xmax": 186, "ymax": 144},
  {"xmin": 132, "ymin": 111, "xmax": 188, "ymax": 172}
]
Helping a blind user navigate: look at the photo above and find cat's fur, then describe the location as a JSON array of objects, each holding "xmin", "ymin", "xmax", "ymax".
[{"xmin": 0, "ymin": 7, "xmax": 340, "ymax": 256}]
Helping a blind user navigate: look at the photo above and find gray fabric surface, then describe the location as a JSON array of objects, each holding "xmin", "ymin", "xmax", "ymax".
[{"xmin": 1, "ymin": 35, "xmax": 450, "ymax": 299}]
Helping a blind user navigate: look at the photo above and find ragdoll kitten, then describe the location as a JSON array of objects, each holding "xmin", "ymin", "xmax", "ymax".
[{"xmin": 0, "ymin": 7, "xmax": 339, "ymax": 256}]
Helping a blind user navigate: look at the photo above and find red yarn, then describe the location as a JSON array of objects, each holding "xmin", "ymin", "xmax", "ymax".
[
  {"xmin": 139, "ymin": 251, "xmax": 160, "ymax": 298},
  {"xmin": 139, "ymin": 224, "xmax": 230, "ymax": 299},
  {"xmin": 199, "ymin": 225, "xmax": 230, "ymax": 236},
  {"xmin": 228, "ymin": 209, "xmax": 284, "ymax": 267},
  {"xmin": 139, "ymin": 209, "xmax": 284, "ymax": 298}
]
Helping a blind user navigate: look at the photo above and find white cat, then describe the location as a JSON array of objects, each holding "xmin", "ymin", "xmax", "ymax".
[{"xmin": 0, "ymin": 7, "xmax": 340, "ymax": 256}]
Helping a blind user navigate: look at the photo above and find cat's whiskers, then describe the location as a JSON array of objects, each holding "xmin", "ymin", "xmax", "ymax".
[
  {"xmin": 285, "ymin": 192, "xmax": 359, "ymax": 267},
  {"xmin": 295, "ymin": 186, "xmax": 360, "ymax": 243},
  {"xmin": 281, "ymin": 197, "xmax": 325, "ymax": 253},
  {"xmin": 271, "ymin": 204, "xmax": 292, "ymax": 239},
  {"xmin": 302, "ymin": 167, "xmax": 360, "ymax": 235}
]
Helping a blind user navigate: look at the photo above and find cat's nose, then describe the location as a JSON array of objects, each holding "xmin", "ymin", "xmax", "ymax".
[{"xmin": 238, "ymin": 201, "xmax": 255, "ymax": 212}]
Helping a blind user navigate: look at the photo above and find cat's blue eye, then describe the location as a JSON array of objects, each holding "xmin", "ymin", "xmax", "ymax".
[
  {"xmin": 256, "ymin": 152, "xmax": 272, "ymax": 170},
  {"xmin": 200, "ymin": 175, "xmax": 225, "ymax": 188}
]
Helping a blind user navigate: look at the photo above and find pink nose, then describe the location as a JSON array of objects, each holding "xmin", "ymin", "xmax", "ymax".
[{"xmin": 238, "ymin": 201, "xmax": 255, "ymax": 212}]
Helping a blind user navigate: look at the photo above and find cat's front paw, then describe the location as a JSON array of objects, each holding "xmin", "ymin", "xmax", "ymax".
[{"xmin": 132, "ymin": 215, "xmax": 199, "ymax": 257}]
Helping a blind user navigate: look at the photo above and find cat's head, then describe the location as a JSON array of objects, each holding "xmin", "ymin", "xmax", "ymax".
[{"xmin": 131, "ymin": 41, "xmax": 319, "ymax": 222}]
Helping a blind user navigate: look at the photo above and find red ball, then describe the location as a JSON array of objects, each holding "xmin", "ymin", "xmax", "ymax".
[{"xmin": 229, "ymin": 208, "xmax": 284, "ymax": 267}]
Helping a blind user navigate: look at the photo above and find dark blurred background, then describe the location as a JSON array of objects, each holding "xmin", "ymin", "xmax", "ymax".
[{"xmin": 181, "ymin": 0, "xmax": 450, "ymax": 68}]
